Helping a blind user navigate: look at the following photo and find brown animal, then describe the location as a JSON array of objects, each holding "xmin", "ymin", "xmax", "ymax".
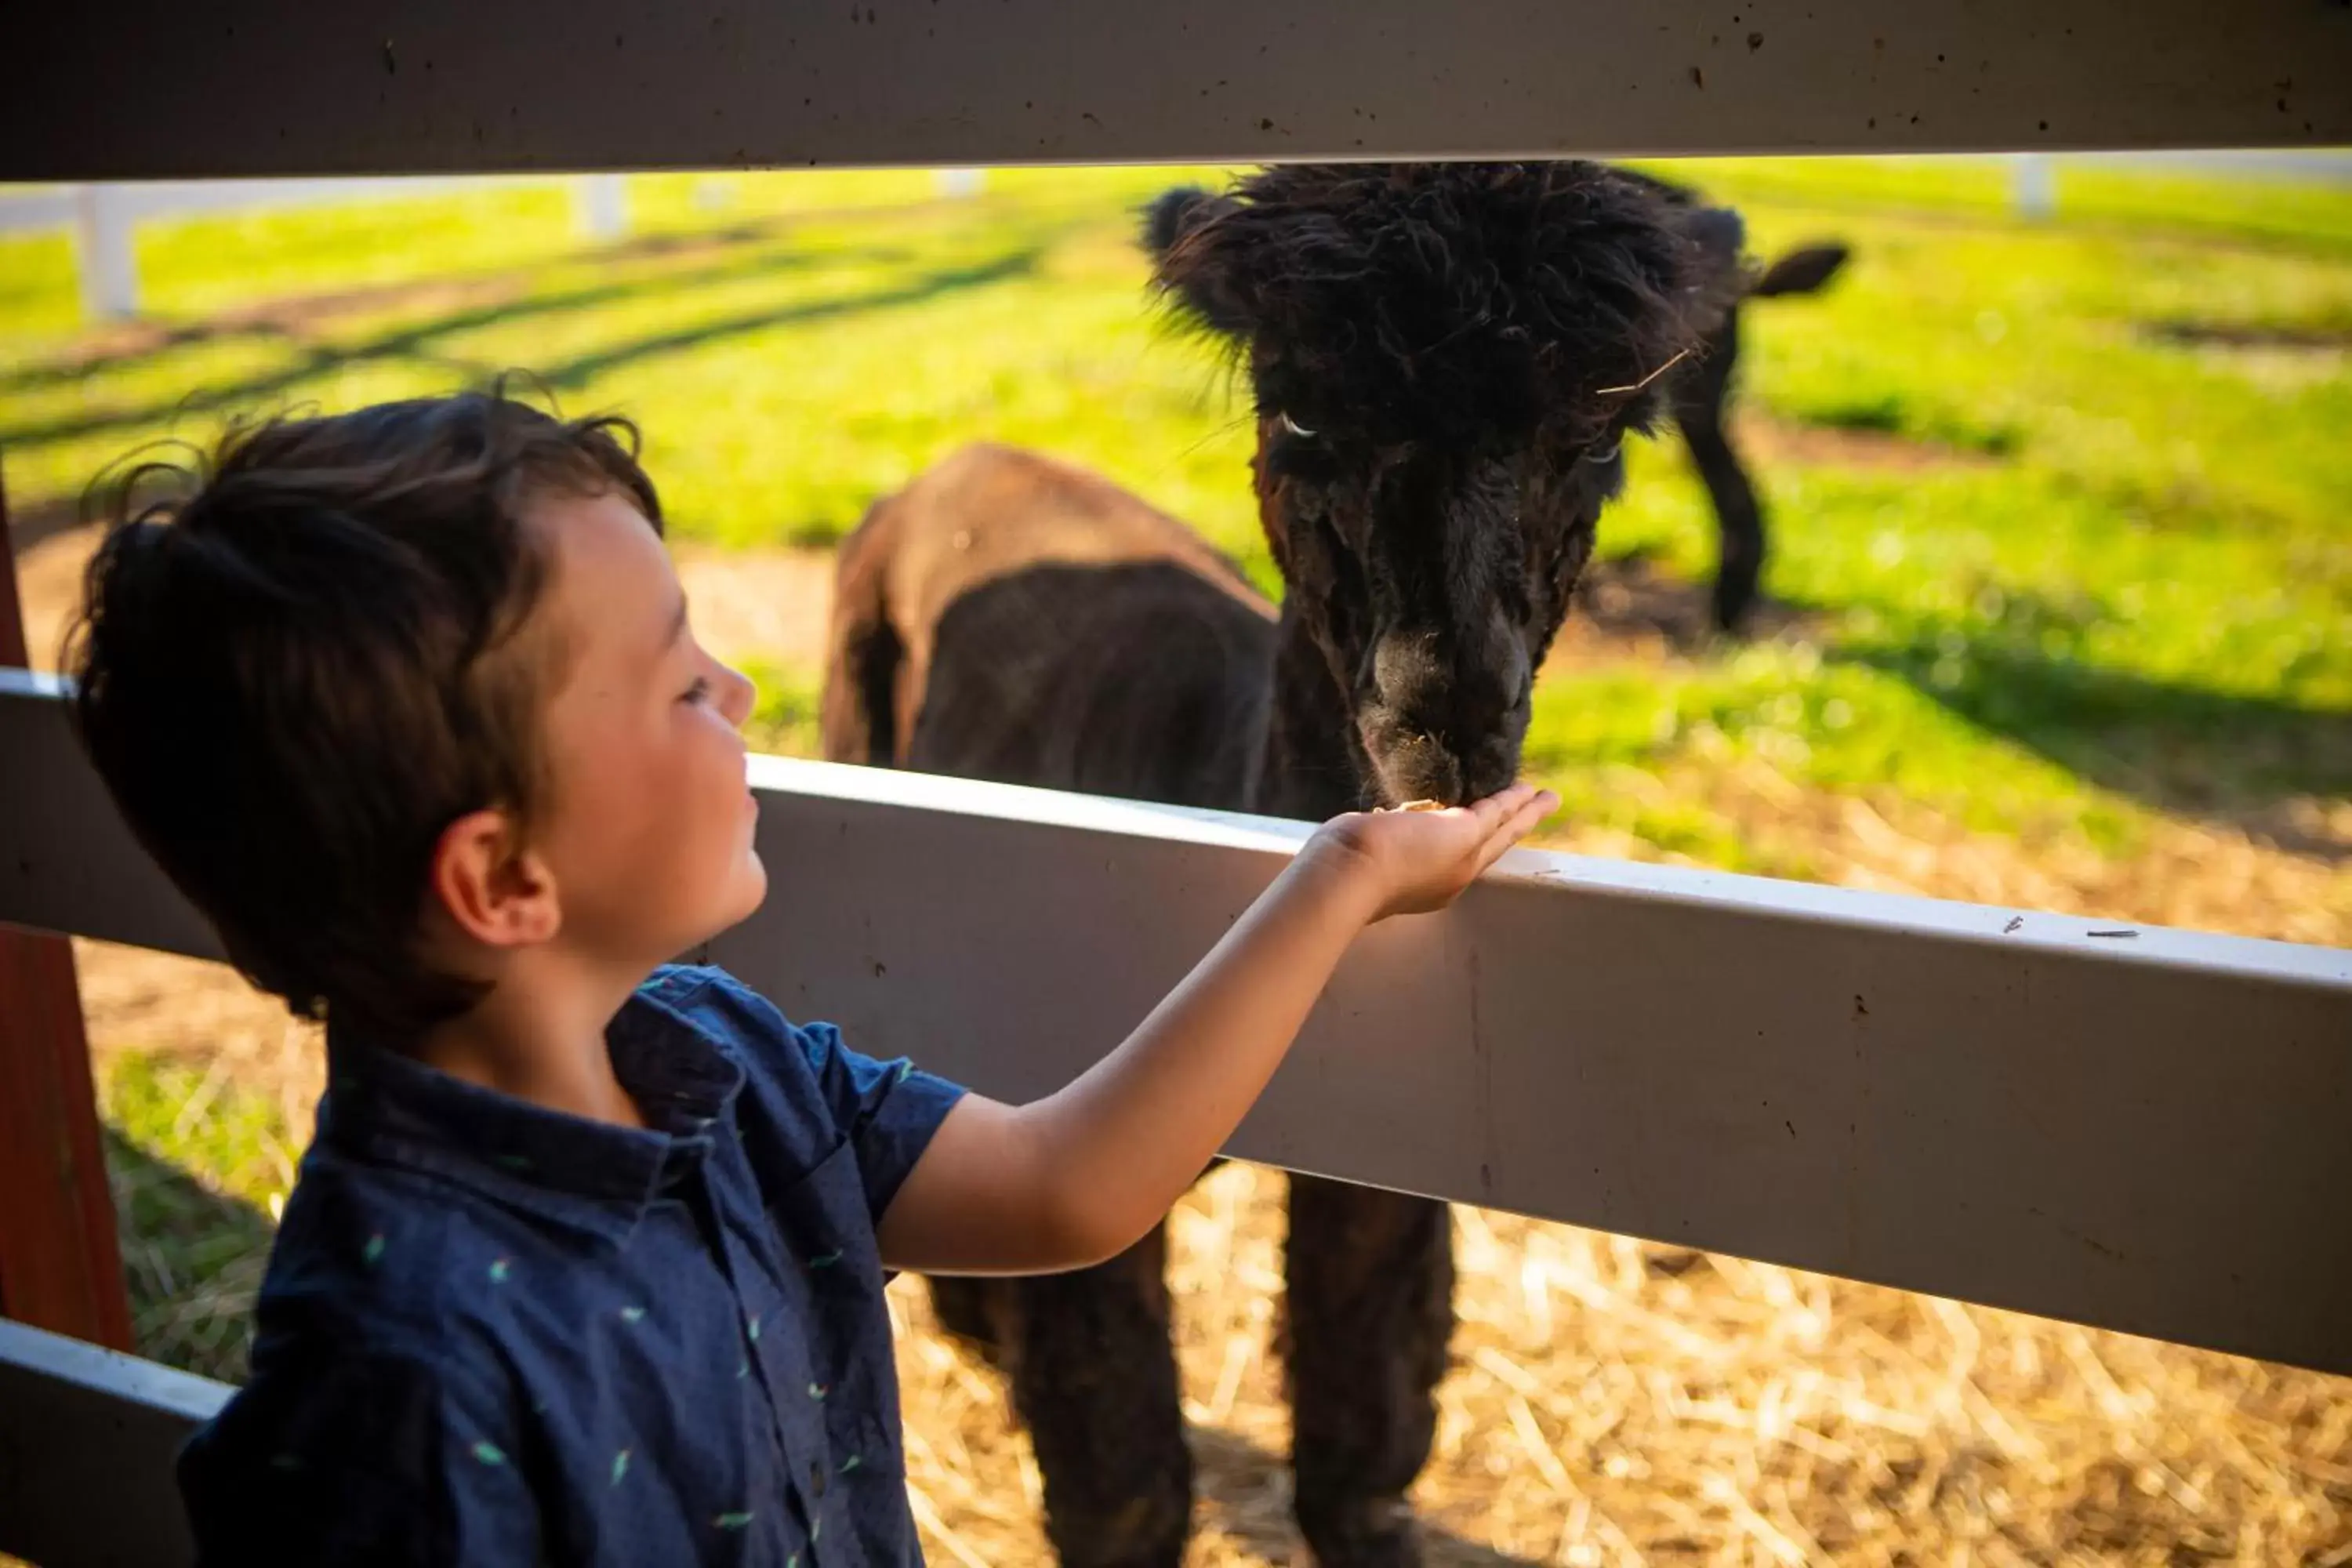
[{"xmin": 822, "ymin": 162, "xmax": 1759, "ymax": 1567}]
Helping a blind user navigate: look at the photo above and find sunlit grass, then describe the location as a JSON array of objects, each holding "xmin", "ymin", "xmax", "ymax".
[{"xmin": 4, "ymin": 158, "xmax": 2346, "ymax": 890}]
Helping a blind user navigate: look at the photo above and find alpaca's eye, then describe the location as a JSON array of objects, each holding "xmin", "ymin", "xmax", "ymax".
[
  {"xmin": 1278, "ymin": 411, "xmax": 1318, "ymax": 441},
  {"xmin": 1584, "ymin": 436, "xmax": 1624, "ymax": 465}
]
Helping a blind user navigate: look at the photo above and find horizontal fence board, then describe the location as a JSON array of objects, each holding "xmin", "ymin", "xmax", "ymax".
[
  {"xmin": 2, "ymin": 0, "xmax": 2348, "ymax": 180},
  {"xmin": 0, "ymin": 1317, "xmax": 226, "ymax": 1568},
  {"xmin": 4, "ymin": 670, "xmax": 2350, "ymax": 1376}
]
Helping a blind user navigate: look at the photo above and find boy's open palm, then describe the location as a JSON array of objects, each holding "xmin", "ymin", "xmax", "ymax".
[{"xmin": 1313, "ymin": 782, "xmax": 1559, "ymax": 920}]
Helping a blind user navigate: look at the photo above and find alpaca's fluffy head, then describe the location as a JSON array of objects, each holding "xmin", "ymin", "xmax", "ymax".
[{"xmin": 1146, "ymin": 162, "xmax": 1744, "ymax": 804}]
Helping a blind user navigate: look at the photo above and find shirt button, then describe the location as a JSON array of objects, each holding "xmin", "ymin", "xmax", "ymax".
[{"xmin": 810, "ymin": 1459, "xmax": 828, "ymax": 1498}]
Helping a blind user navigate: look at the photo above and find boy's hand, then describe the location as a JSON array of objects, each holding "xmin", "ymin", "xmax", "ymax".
[{"xmin": 1307, "ymin": 782, "xmax": 1560, "ymax": 921}]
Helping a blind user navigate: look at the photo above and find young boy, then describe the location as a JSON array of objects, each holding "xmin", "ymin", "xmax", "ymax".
[{"xmin": 70, "ymin": 390, "xmax": 1553, "ymax": 1566}]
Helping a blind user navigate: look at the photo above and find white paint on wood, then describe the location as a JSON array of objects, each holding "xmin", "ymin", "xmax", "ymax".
[
  {"xmin": 5, "ymin": 671, "xmax": 2349, "ymax": 1374},
  {"xmin": 2, "ymin": 0, "xmax": 2345, "ymax": 180}
]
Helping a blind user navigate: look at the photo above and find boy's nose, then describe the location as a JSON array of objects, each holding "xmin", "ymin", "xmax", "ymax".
[{"xmin": 718, "ymin": 662, "xmax": 757, "ymax": 729}]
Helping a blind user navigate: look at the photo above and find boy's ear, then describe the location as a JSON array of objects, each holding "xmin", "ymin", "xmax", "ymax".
[{"xmin": 429, "ymin": 808, "xmax": 561, "ymax": 948}]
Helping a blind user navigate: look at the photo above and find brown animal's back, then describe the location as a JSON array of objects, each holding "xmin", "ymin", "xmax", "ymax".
[{"xmin": 822, "ymin": 444, "xmax": 1276, "ymax": 809}]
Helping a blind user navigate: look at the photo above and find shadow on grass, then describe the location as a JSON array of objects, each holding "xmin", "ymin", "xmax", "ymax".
[
  {"xmin": 536, "ymin": 249, "xmax": 1042, "ymax": 389},
  {"xmin": 0, "ymin": 220, "xmax": 859, "ymax": 401},
  {"xmin": 103, "ymin": 1126, "xmax": 274, "ymax": 1385},
  {"xmin": 0, "ymin": 237, "xmax": 1027, "ymax": 452},
  {"xmin": 1844, "ymin": 604, "xmax": 2352, "ymax": 857}
]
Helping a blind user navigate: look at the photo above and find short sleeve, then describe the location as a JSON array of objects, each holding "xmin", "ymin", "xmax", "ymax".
[
  {"xmin": 179, "ymin": 1345, "xmax": 539, "ymax": 1567},
  {"xmin": 793, "ymin": 1018, "xmax": 967, "ymax": 1221}
]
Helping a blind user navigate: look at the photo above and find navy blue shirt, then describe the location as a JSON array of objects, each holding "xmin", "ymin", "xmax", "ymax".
[{"xmin": 178, "ymin": 965, "xmax": 966, "ymax": 1566}]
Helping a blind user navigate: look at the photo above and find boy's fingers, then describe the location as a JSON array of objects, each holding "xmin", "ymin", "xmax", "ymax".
[
  {"xmin": 1467, "ymin": 782, "xmax": 1537, "ymax": 829},
  {"xmin": 1475, "ymin": 790, "xmax": 1557, "ymax": 872}
]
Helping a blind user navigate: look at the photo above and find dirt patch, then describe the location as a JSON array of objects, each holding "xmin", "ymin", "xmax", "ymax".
[
  {"xmin": 2, "ymin": 492, "xmax": 86, "ymax": 556},
  {"xmin": 9, "ymin": 517, "xmax": 100, "ymax": 671},
  {"xmin": 9, "ymin": 520, "xmax": 837, "ymax": 679},
  {"xmin": 1737, "ymin": 411, "xmax": 2000, "ymax": 474},
  {"xmin": 1552, "ymin": 552, "xmax": 1820, "ymax": 666}
]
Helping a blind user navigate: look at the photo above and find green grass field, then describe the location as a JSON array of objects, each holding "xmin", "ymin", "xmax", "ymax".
[
  {"xmin": 14, "ymin": 158, "xmax": 2343, "ymax": 895},
  {"xmin": 8, "ymin": 159, "xmax": 2352, "ymax": 1360}
]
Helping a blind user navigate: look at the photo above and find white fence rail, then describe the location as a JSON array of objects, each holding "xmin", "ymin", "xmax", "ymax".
[{"xmin": 5, "ymin": 668, "xmax": 2350, "ymax": 1381}]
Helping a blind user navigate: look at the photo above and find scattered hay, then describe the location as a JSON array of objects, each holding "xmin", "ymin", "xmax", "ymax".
[
  {"xmin": 1553, "ymin": 756, "xmax": 2352, "ymax": 949},
  {"xmin": 888, "ymin": 1160, "xmax": 2352, "ymax": 1566}
]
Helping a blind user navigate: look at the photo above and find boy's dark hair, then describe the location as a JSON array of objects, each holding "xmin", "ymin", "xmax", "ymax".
[{"xmin": 68, "ymin": 390, "xmax": 662, "ymax": 1043}]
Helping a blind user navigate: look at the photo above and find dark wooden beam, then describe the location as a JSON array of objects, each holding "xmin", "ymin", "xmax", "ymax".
[
  {"xmin": 0, "ymin": 460, "xmax": 133, "ymax": 1350},
  {"xmin": 2, "ymin": 0, "xmax": 2347, "ymax": 180}
]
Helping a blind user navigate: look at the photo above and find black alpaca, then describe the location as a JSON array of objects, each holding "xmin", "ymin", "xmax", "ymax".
[{"xmin": 823, "ymin": 162, "xmax": 1814, "ymax": 1565}]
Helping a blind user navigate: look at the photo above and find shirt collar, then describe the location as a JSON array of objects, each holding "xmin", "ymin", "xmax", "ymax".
[{"xmin": 313, "ymin": 984, "xmax": 748, "ymax": 1244}]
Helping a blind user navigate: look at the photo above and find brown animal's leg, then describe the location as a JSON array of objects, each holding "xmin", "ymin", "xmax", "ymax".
[
  {"xmin": 994, "ymin": 1225, "xmax": 1191, "ymax": 1568},
  {"xmin": 1285, "ymin": 1174, "xmax": 1453, "ymax": 1568},
  {"xmin": 1673, "ymin": 309, "xmax": 1766, "ymax": 634}
]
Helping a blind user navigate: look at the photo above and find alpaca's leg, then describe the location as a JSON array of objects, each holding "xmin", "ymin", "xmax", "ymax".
[
  {"xmin": 1682, "ymin": 407, "xmax": 1766, "ymax": 634},
  {"xmin": 996, "ymin": 1223, "xmax": 1192, "ymax": 1568},
  {"xmin": 1686, "ymin": 417, "xmax": 1765, "ymax": 633},
  {"xmin": 1285, "ymin": 1174, "xmax": 1454, "ymax": 1568},
  {"xmin": 1672, "ymin": 308, "xmax": 1766, "ymax": 634},
  {"xmin": 926, "ymin": 1274, "xmax": 1007, "ymax": 1369}
]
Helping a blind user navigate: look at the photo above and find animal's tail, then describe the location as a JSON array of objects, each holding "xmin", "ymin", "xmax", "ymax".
[
  {"xmin": 818, "ymin": 498, "xmax": 906, "ymax": 768},
  {"xmin": 1749, "ymin": 242, "xmax": 1852, "ymax": 299}
]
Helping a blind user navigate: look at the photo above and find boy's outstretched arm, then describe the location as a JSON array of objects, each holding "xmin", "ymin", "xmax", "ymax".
[{"xmin": 875, "ymin": 783, "xmax": 1557, "ymax": 1275}]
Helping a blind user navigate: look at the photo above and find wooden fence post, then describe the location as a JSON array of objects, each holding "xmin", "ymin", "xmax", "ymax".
[{"xmin": 0, "ymin": 461, "xmax": 133, "ymax": 1350}]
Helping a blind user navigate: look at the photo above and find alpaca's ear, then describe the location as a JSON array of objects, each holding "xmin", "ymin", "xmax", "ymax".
[{"xmin": 1141, "ymin": 186, "xmax": 1254, "ymax": 336}]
